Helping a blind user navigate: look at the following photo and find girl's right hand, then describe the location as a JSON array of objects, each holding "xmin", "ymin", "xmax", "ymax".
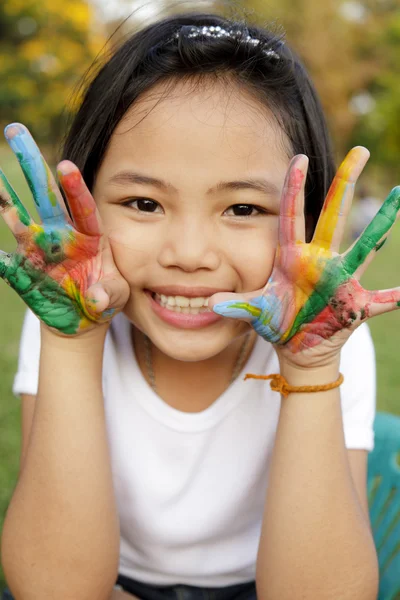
[{"xmin": 0, "ymin": 123, "xmax": 130, "ymax": 337}]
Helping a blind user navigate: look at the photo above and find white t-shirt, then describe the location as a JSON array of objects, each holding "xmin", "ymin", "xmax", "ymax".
[{"xmin": 13, "ymin": 309, "xmax": 376, "ymax": 587}]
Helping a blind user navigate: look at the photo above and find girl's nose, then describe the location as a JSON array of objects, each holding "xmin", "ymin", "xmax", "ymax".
[{"xmin": 157, "ymin": 219, "xmax": 221, "ymax": 272}]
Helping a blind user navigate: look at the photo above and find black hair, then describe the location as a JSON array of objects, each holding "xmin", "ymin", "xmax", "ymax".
[{"xmin": 62, "ymin": 11, "xmax": 336, "ymax": 240}]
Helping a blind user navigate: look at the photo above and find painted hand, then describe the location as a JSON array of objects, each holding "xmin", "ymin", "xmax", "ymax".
[
  {"xmin": 210, "ymin": 148, "xmax": 400, "ymax": 364},
  {"xmin": 0, "ymin": 123, "xmax": 130, "ymax": 336}
]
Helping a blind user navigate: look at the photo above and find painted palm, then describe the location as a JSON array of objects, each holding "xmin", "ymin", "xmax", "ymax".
[
  {"xmin": 213, "ymin": 149, "xmax": 400, "ymax": 355},
  {"xmin": 0, "ymin": 124, "xmax": 124, "ymax": 335}
]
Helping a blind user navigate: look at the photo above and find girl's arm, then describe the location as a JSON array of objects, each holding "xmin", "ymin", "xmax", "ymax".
[
  {"xmin": 210, "ymin": 148, "xmax": 398, "ymax": 600},
  {"xmin": 1, "ymin": 324, "xmax": 120, "ymax": 600},
  {"xmin": 255, "ymin": 360, "xmax": 379, "ymax": 600},
  {"xmin": 0, "ymin": 124, "xmax": 130, "ymax": 599}
]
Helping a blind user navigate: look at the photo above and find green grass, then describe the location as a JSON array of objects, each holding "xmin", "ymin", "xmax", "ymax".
[{"xmin": 1, "ymin": 144, "xmax": 400, "ymax": 592}]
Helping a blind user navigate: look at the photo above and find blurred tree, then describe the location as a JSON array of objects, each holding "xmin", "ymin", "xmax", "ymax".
[
  {"xmin": 242, "ymin": 0, "xmax": 381, "ymax": 157},
  {"xmin": 0, "ymin": 0, "xmax": 105, "ymax": 153},
  {"xmin": 98, "ymin": 0, "xmax": 221, "ymax": 42},
  {"xmin": 348, "ymin": 1, "xmax": 400, "ymax": 178},
  {"xmin": 244, "ymin": 0, "xmax": 400, "ymax": 179}
]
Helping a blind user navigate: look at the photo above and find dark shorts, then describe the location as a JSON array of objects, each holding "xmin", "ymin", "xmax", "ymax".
[
  {"xmin": 2, "ymin": 577, "xmax": 257, "ymax": 600},
  {"xmin": 115, "ymin": 575, "xmax": 257, "ymax": 600}
]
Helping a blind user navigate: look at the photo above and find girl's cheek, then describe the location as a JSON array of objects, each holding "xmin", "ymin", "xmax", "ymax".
[
  {"xmin": 236, "ymin": 229, "xmax": 277, "ymax": 290},
  {"xmin": 240, "ymin": 252, "xmax": 275, "ymax": 290},
  {"xmin": 107, "ymin": 226, "xmax": 155, "ymax": 283}
]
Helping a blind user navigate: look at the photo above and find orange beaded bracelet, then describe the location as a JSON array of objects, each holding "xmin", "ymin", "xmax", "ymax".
[{"xmin": 244, "ymin": 372, "xmax": 344, "ymax": 398}]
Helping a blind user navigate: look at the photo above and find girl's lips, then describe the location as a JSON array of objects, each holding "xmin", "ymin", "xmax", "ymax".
[{"xmin": 145, "ymin": 291, "xmax": 222, "ymax": 329}]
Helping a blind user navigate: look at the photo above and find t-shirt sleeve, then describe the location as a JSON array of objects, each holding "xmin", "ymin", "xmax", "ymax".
[
  {"xmin": 339, "ymin": 322, "xmax": 376, "ymax": 452},
  {"xmin": 12, "ymin": 309, "xmax": 41, "ymax": 398}
]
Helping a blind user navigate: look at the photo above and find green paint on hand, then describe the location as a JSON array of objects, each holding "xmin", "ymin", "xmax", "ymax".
[
  {"xmin": 33, "ymin": 229, "xmax": 65, "ymax": 262},
  {"xmin": 375, "ymin": 238, "xmax": 387, "ymax": 252},
  {"xmin": 232, "ymin": 302, "xmax": 262, "ymax": 318},
  {"xmin": 344, "ymin": 186, "xmax": 400, "ymax": 274},
  {"xmin": 48, "ymin": 189, "xmax": 58, "ymax": 207},
  {"xmin": 288, "ymin": 257, "xmax": 349, "ymax": 337},
  {"xmin": 0, "ymin": 254, "xmax": 10, "ymax": 278},
  {"xmin": 0, "ymin": 170, "xmax": 31, "ymax": 226},
  {"xmin": 2, "ymin": 253, "xmax": 81, "ymax": 334},
  {"xmin": 349, "ymin": 310, "xmax": 357, "ymax": 322},
  {"xmin": 15, "ymin": 151, "xmax": 40, "ymax": 207}
]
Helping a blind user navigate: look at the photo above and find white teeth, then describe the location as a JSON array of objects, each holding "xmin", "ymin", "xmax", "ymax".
[
  {"xmin": 167, "ymin": 296, "xmax": 176, "ymax": 307},
  {"xmin": 154, "ymin": 292, "xmax": 211, "ymax": 314},
  {"xmin": 175, "ymin": 295, "xmax": 190, "ymax": 308},
  {"xmin": 189, "ymin": 297, "xmax": 206, "ymax": 308}
]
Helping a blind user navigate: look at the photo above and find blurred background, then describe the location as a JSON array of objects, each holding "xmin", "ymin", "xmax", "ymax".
[{"xmin": 0, "ymin": 0, "xmax": 399, "ymax": 591}]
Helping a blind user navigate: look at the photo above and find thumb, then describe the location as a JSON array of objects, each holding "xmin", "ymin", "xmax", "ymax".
[
  {"xmin": 209, "ymin": 291, "xmax": 266, "ymax": 322},
  {"xmin": 86, "ymin": 277, "xmax": 130, "ymax": 316}
]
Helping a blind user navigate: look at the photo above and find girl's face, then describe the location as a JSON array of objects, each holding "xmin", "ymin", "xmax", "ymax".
[{"xmin": 93, "ymin": 78, "xmax": 291, "ymax": 361}]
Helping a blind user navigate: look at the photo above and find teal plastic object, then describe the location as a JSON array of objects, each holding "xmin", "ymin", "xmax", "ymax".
[{"xmin": 368, "ymin": 411, "xmax": 400, "ymax": 600}]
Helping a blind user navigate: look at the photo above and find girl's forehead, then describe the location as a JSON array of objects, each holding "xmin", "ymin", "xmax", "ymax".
[
  {"xmin": 111, "ymin": 78, "xmax": 288, "ymax": 152},
  {"xmin": 96, "ymin": 78, "xmax": 291, "ymax": 190}
]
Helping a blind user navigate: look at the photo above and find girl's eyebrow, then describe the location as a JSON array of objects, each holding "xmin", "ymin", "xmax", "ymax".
[
  {"xmin": 108, "ymin": 171, "xmax": 175, "ymax": 192},
  {"xmin": 107, "ymin": 170, "xmax": 280, "ymax": 196},
  {"xmin": 212, "ymin": 179, "xmax": 280, "ymax": 196}
]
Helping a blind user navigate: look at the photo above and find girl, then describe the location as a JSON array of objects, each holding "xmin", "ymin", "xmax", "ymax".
[{"xmin": 0, "ymin": 10, "xmax": 395, "ymax": 600}]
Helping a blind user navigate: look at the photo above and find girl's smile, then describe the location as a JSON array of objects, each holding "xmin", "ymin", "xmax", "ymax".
[
  {"xmin": 145, "ymin": 288, "xmax": 222, "ymax": 329},
  {"xmin": 147, "ymin": 292, "xmax": 220, "ymax": 328}
]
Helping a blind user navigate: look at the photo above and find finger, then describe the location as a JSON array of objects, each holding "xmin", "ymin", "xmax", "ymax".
[
  {"xmin": 0, "ymin": 168, "xmax": 33, "ymax": 236},
  {"xmin": 342, "ymin": 186, "xmax": 400, "ymax": 277},
  {"xmin": 349, "ymin": 222, "xmax": 387, "ymax": 282},
  {"xmin": 212, "ymin": 291, "xmax": 290, "ymax": 343},
  {"xmin": 86, "ymin": 277, "xmax": 126, "ymax": 315},
  {"xmin": 4, "ymin": 123, "xmax": 73, "ymax": 226},
  {"xmin": 57, "ymin": 161, "xmax": 102, "ymax": 236},
  {"xmin": 367, "ymin": 287, "xmax": 400, "ymax": 318},
  {"xmin": 312, "ymin": 147, "xmax": 370, "ymax": 251},
  {"xmin": 0, "ymin": 250, "xmax": 11, "ymax": 281},
  {"xmin": 211, "ymin": 292, "xmax": 263, "ymax": 321},
  {"xmin": 86, "ymin": 284, "xmax": 112, "ymax": 315},
  {"xmin": 279, "ymin": 154, "xmax": 307, "ymax": 246}
]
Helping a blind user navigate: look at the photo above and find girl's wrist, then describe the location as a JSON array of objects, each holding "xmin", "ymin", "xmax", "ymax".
[
  {"xmin": 278, "ymin": 354, "xmax": 340, "ymax": 387},
  {"xmin": 40, "ymin": 321, "xmax": 109, "ymax": 354}
]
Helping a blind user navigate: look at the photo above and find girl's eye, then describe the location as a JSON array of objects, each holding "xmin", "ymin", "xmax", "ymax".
[
  {"xmin": 224, "ymin": 204, "xmax": 266, "ymax": 217},
  {"xmin": 122, "ymin": 200, "xmax": 268, "ymax": 217},
  {"xmin": 124, "ymin": 198, "xmax": 162, "ymax": 213}
]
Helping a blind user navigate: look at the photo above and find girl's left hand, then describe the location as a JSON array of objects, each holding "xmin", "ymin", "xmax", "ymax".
[{"xmin": 210, "ymin": 147, "xmax": 400, "ymax": 368}]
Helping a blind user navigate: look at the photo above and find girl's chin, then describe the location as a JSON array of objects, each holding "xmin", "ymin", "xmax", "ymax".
[
  {"xmin": 129, "ymin": 322, "xmax": 234, "ymax": 362},
  {"xmin": 148, "ymin": 331, "xmax": 230, "ymax": 362}
]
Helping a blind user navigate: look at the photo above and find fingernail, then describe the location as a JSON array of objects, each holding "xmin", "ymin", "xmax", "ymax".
[
  {"xmin": 57, "ymin": 160, "xmax": 76, "ymax": 176},
  {"xmin": 289, "ymin": 154, "xmax": 307, "ymax": 168},
  {"xmin": 4, "ymin": 123, "xmax": 25, "ymax": 140}
]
